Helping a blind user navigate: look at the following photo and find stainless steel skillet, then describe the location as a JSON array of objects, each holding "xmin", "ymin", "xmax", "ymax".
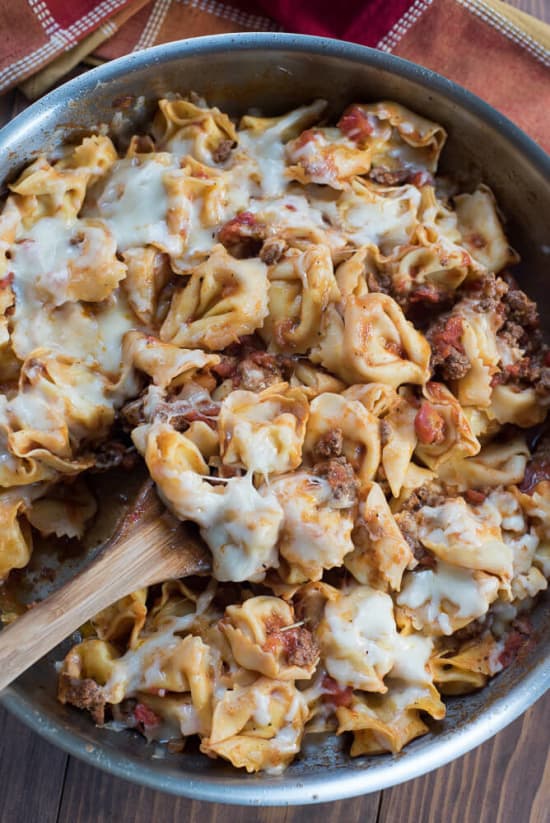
[{"xmin": 0, "ymin": 32, "xmax": 548, "ymax": 805}]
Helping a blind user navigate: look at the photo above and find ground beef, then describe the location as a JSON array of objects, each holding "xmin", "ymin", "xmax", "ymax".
[
  {"xmin": 399, "ymin": 483, "xmax": 447, "ymax": 512},
  {"xmin": 234, "ymin": 352, "xmax": 284, "ymax": 392},
  {"xmin": 313, "ymin": 456, "xmax": 359, "ymax": 509},
  {"xmin": 216, "ymin": 338, "xmax": 294, "ymax": 392},
  {"xmin": 498, "ymin": 616, "xmax": 534, "ymax": 668},
  {"xmin": 505, "ymin": 288, "xmax": 539, "ymax": 329},
  {"xmin": 312, "ymin": 428, "xmax": 344, "ymax": 459},
  {"xmin": 427, "ymin": 314, "xmax": 471, "ymax": 380},
  {"xmin": 91, "ymin": 439, "xmax": 137, "ymax": 471},
  {"xmin": 368, "ymin": 166, "xmax": 411, "ymax": 186},
  {"xmin": 212, "ymin": 138, "xmax": 235, "ymax": 164},
  {"xmin": 450, "ymin": 615, "xmax": 492, "ymax": 647},
  {"xmin": 262, "ymin": 615, "xmax": 320, "ymax": 669},
  {"xmin": 366, "ymin": 269, "xmax": 392, "ymax": 295},
  {"xmin": 260, "ymin": 237, "xmax": 287, "ymax": 265},
  {"xmin": 394, "ymin": 509, "xmax": 437, "ymax": 569},
  {"xmin": 58, "ymin": 674, "xmax": 106, "ymax": 725},
  {"xmin": 519, "ymin": 433, "xmax": 550, "ymax": 493},
  {"xmin": 281, "ymin": 625, "xmax": 319, "ymax": 668},
  {"xmin": 498, "ymin": 321, "xmax": 528, "ymax": 350},
  {"xmin": 461, "ymin": 271, "xmax": 508, "ymax": 312},
  {"xmin": 217, "ymin": 212, "xmax": 265, "ymax": 257},
  {"xmin": 536, "ymin": 366, "xmax": 550, "ymax": 396}
]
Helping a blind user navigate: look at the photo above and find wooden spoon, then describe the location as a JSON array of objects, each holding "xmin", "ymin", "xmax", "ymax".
[{"xmin": 0, "ymin": 480, "xmax": 211, "ymax": 692}]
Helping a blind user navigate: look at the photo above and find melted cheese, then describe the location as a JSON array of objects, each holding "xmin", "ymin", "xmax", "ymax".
[
  {"xmin": 269, "ymin": 472, "xmax": 354, "ymax": 580},
  {"xmin": 323, "ymin": 587, "xmax": 397, "ymax": 690},
  {"xmin": 397, "ymin": 562, "xmax": 500, "ymax": 635},
  {"xmin": 86, "ymin": 157, "xmax": 181, "ymax": 253},
  {"xmin": 418, "ymin": 497, "xmax": 513, "ymax": 580},
  {"xmin": 339, "ymin": 185, "xmax": 421, "ymax": 250}
]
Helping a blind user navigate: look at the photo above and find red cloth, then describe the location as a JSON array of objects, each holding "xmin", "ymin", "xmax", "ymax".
[
  {"xmin": 0, "ymin": 0, "xmax": 548, "ymax": 152},
  {"xmin": 251, "ymin": 0, "xmax": 412, "ymax": 45}
]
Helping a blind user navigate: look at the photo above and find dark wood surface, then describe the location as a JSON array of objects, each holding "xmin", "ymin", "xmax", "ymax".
[{"xmin": 0, "ymin": 1, "xmax": 549, "ymax": 820}]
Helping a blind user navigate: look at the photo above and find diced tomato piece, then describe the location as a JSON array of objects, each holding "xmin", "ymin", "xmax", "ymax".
[
  {"xmin": 414, "ymin": 401, "xmax": 446, "ymax": 445},
  {"xmin": 134, "ymin": 702, "xmax": 160, "ymax": 728},
  {"xmin": 465, "ymin": 488, "xmax": 486, "ymax": 505},
  {"xmin": 218, "ymin": 211, "xmax": 258, "ymax": 245},
  {"xmin": 409, "ymin": 169, "xmax": 433, "ymax": 187},
  {"xmin": 435, "ymin": 315, "xmax": 464, "ymax": 353},
  {"xmin": 321, "ymin": 674, "xmax": 354, "ymax": 708},
  {"xmin": 337, "ymin": 106, "xmax": 373, "ymax": 143},
  {"xmin": 409, "ymin": 284, "xmax": 448, "ymax": 304}
]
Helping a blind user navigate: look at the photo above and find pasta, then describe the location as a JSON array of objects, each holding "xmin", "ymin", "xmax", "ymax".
[{"xmin": 0, "ymin": 94, "xmax": 548, "ymax": 775}]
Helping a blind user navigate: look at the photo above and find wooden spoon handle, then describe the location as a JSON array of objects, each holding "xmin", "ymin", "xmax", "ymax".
[{"xmin": 0, "ymin": 488, "xmax": 209, "ymax": 693}]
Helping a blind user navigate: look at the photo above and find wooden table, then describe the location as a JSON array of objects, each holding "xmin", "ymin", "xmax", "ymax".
[{"xmin": 0, "ymin": 1, "xmax": 549, "ymax": 820}]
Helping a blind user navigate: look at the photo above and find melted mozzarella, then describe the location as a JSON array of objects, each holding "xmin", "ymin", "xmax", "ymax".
[
  {"xmin": 236, "ymin": 101, "xmax": 326, "ymax": 198},
  {"xmin": 155, "ymin": 470, "xmax": 283, "ymax": 582},
  {"xmin": 418, "ymin": 497, "xmax": 513, "ymax": 580},
  {"xmin": 339, "ymin": 185, "xmax": 421, "ymax": 249},
  {"xmin": 398, "ymin": 562, "xmax": 499, "ymax": 635},
  {"xmin": 87, "ymin": 157, "xmax": 181, "ymax": 253},
  {"xmin": 270, "ymin": 472, "xmax": 354, "ymax": 579},
  {"xmin": 322, "ymin": 586, "xmax": 397, "ymax": 690}
]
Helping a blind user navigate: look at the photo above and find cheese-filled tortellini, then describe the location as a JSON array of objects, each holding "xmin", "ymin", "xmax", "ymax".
[
  {"xmin": 285, "ymin": 127, "xmax": 372, "ymax": 189},
  {"xmin": 337, "ymin": 681, "xmax": 445, "ymax": 756},
  {"xmin": 337, "ymin": 101, "xmax": 446, "ymax": 173},
  {"xmin": 397, "ymin": 562, "xmax": 500, "ymax": 635},
  {"xmin": 221, "ymin": 596, "xmax": 319, "ymax": 680},
  {"xmin": 312, "ymin": 289, "xmax": 431, "ymax": 388},
  {"xmin": 153, "ymin": 99, "xmax": 237, "ymax": 164},
  {"xmin": 200, "ymin": 678, "xmax": 309, "ymax": 773},
  {"xmin": 303, "ymin": 392, "xmax": 381, "ymax": 485},
  {"xmin": 261, "ymin": 244, "xmax": 339, "ymax": 352},
  {"xmin": 138, "ymin": 422, "xmax": 283, "ymax": 582},
  {"xmin": 345, "ymin": 482, "xmax": 415, "ymax": 591},
  {"xmin": 318, "ymin": 585, "xmax": 400, "ymax": 692},
  {"xmin": 218, "ymin": 384, "xmax": 309, "ymax": 476},
  {"xmin": 161, "ymin": 244, "xmax": 269, "ymax": 349},
  {"xmin": 269, "ymin": 471, "xmax": 355, "ymax": 582},
  {"xmin": 416, "ymin": 496, "xmax": 513, "ymax": 581},
  {"xmin": 414, "ymin": 381, "xmax": 480, "ymax": 470}
]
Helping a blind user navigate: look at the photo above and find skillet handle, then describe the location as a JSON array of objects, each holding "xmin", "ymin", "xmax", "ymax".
[{"xmin": 0, "ymin": 487, "xmax": 209, "ymax": 693}]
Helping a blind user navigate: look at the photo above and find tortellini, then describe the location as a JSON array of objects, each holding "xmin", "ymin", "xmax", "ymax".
[
  {"xmin": 303, "ymin": 392, "xmax": 381, "ymax": 485},
  {"xmin": 345, "ymin": 482, "xmax": 415, "ymax": 591},
  {"xmin": 218, "ymin": 384, "xmax": 309, "ymax": 476},
  {"xmin": 201, "ymin": 678, "xmax": 309, "ymax": 774},
  {"xmin": 261, "ymin": 244, "xmax": 339, "ymax": 352},
  {"xmin": 137, "ymin": 422, "xmax": 283, "ymax": 582},
  {"xmin": 397, "ymin": 562, "xmax": 500, "ymax": 635},
  {"xmin": 312, "ymin": 289, "xmax": 431, "ymax": 388},
  {"xmin": 221, "ymin": 596, "xmax": 319, "ymax": 680},
  {"xmin": 337, "ymin": 101, "xmax": 446, "ymax": 173},
  {"xmin": 414, "ymin": 381, "xmax": 480, "ymax": 470},
  {"xmin": 160, "ymin": 244, "xmax": 269, "ymax": 350},
  {"xmin": 269, "ymin": 471, "xmax": 355, "ymax": 582}
]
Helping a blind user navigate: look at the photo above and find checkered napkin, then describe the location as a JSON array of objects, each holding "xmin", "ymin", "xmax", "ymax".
[{"xmin": 0, "ymin": 0, "xmax": 548, "ymax": 150}]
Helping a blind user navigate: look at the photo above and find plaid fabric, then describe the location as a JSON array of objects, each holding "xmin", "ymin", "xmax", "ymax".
[
  {"xmin": 0, "ymin": 0, "xmax": 548, "ymax": 150},
  {"xmin": 0, "ymin": 0, "xmax": 136, "ymax": 92}
]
